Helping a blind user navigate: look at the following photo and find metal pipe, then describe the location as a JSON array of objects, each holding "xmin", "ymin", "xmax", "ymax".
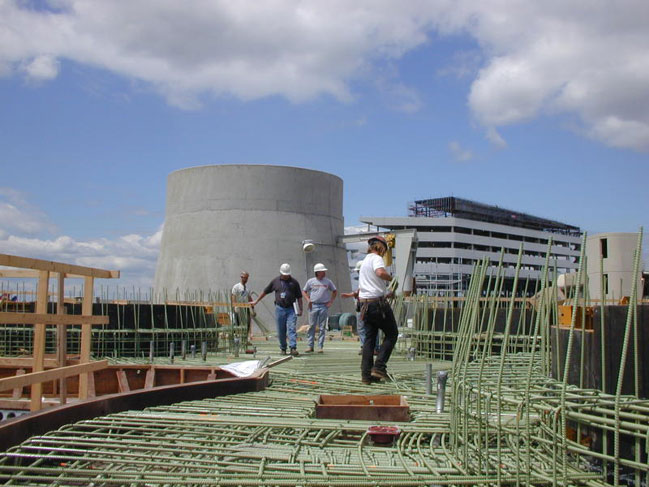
[{"xmin": 436, "ymin": 370, "xmax": 448, "ymax": 413}]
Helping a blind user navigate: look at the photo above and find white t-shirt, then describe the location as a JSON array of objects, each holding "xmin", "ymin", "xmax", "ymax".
[
  {"xmin": 358, "ymin": 254, "xmax": 387, "ymax": 299},
  {"xmin": 231, "ymin": 282, "xmax": 250, "ymax": 302},
  {"xmin": 303, "ymin": 277, "xmax": 337, "ymax": 304}
]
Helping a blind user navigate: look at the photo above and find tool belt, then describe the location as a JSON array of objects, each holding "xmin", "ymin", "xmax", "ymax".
[
  {"xmin": 359, "ymin": 296, "xmax": 389, "ymax": 321},
  {"xmin": 358, "ymin": 297, "xmax": 384, "ymax": 303}
]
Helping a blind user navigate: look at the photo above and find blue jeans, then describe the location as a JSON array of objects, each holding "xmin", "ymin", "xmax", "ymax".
[
  {"xmin": 308, "ymin": 304, "xmax": 328, "ymax": 349},
  {"xmin": 275, "ymin": 305, "xmax": 297, "ymax": 351}
]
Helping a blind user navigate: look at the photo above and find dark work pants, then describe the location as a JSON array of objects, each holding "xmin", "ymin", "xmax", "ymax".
[{"xmin": 361, "ymin": 300, "xmax": 398, "ymax": 380}]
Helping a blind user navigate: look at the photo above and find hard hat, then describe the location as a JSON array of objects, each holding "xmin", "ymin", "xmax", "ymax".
[
  {"xmin": 354, "ymin": 261, "xmax": 363, "ymax": 272},
  {"xmin": 313, "ymin": 263, "xmax": 327, "ymax": 273},
  {"xmin": 368, "ymin": 235, "xmax": 388, "ymax": 248},
  {"xmin": 279, "ymin": 263, "xmax": 291, "ymax": 275}
]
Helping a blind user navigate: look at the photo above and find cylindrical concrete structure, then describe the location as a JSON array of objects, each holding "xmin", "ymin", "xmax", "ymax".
[
  {"xmin": 586, "ymin": 232, "xmax": 643, "ymax": 302},
  {"xmin": 153, "ymin": 165, "xmax": 353, "ymax": 327}
]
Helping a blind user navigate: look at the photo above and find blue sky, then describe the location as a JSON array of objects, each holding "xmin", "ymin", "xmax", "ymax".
[{"xmin": 0, "ymin": 1, "xmax": 647, "ymax": 289}]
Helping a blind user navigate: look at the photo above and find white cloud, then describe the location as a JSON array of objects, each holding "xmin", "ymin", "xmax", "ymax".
[
  {"xmin": 461, "ymin": 1, "xmax": 649, "ymax": 151},
  {"xmin": 0, "ymin": 188, "xmax": 162, "ymax": 289},
  {"xmin": 448, "ymin": 141, "xmax": 474, "ymax": 162},
  {"xmin": 0, "ymin": 229, "xmax": 162, "ymax": 289},
  {"xmin": 22, "ymin": 54, "xmax": 59, "ymax": 80},
  {"xmin": 0, "ymin": 188, "xmax": 58, "ymax": 236},
  {"xmin": 0, "ymin": 0, "xmax": 434, "ymax": 107},
  {"xmin": 1, "ymin": 1, "xmax": 648, "ymax": 150}
]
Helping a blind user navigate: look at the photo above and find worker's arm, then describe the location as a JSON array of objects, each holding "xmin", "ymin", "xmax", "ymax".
[
  {"xmin": 252, "ymin": 291, "xmax": 268, "ymax": 307},
  {"xmin": 327, "ymin": 289, "xmax": 337, "ymax": 307},
  {"xmin": 375, "ymin": 267, "xmax": 392, "ymax": 282},
  {"xmin": 297, "ymin": 297, "xmax": 303, "ymax": 316},
  {"xmin": 340, "ymin": 290, "xmax": 359, "ymax": 299},
  {"xmin": 302, "ymin": 290, "xmax": 312, "ymax": 309}
]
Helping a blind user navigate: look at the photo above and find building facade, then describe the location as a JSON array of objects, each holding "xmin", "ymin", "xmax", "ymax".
[
  {"xmin": 361, "ymin": 197, "xmax": 582, "ymax": 296},
  {"xmin": 585, "ymin": 232, "xmax": 644, "ymax": 302}
]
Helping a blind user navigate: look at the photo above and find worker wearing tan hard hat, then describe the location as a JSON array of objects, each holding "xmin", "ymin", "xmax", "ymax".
[
  {"xmin": 302, "ymin": 263, "xmax": 337, "ymax": 353},
  {"xmin": 358, "ymin": 235, "xmax": 398, "ymax": 385}
]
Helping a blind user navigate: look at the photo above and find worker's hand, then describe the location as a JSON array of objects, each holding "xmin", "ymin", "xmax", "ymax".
[
  {"xmin": 326, "ymin": 301, "xmax": 332, "ymax": 308},
  {"xmin": 298, "ymin": 308, "xmax": 303, "ymax": 317},
  {"xmin": 308, "ymin": 301, "xmax": 312, "ymax": 310}
]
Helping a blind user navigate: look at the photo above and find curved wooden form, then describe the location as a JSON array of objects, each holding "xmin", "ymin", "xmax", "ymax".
[{"xmin": 0, "ymin": 367, "xmax": 269, "ymax": 451}]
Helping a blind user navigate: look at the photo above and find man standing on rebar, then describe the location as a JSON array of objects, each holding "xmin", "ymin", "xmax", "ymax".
[
  {"xmin": 231, "ymin": 271, "xmax": 254, "ymax": 346},
  {"xmin": 252, "ymin": 263, "xmax": 303, "ymax": 356},
  {"xmin": 302, "ymin": 263, "xmax": 337, "ymax": 353},
  {"xmin": 358, "ymin": 236, "xmax": 398, "ymax": 385}
]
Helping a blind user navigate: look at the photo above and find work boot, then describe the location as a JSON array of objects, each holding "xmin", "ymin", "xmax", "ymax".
[
  {"xmin": 305, "ymin": 347, "xmax": 314, "ymax": 353},
  {"xmin": 280, "ymin": 349, "xmax": 287, "ymax": 356},
  {"xmin": 371, "ymin": 367, "xmax": 388, "ymax": 380},
  {"xmin": 317, "ymin": 348, "xmax": 323, "ymax": 354},
  {"xmin": 290, "ymin": 348, "xmax": 299, "ymax": 356}
]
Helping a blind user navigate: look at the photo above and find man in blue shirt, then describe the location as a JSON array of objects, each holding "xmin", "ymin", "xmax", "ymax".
[{"xmin": 253, "ymin": 263, "xmax": 303, "ymax": 356}]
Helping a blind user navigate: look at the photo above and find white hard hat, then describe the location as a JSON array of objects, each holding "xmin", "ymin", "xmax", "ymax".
[
  {"xmin": 354, "ymin": 261, "xmax": 363, "ymax": 272},
  {"xmin": 313, "ymin": 263, "xmax": 327, "ymax": 273},
  {"xmin": 280, "ymin": 263, "xmax": 291, "ymax": 275}
]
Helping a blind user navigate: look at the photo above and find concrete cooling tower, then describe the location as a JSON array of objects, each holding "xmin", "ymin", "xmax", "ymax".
[{"xmin": 153, "ymin": 164, "xmax": 353, "ymax": 326}]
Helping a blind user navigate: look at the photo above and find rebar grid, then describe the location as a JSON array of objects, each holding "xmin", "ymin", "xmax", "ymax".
[
  {"xmin": 0, "ymin": 351, "xmax": 457, "ymax": 486},
  {"xmin": 449, "ymin": 230, "xmax": 647, "ymax": 487}
]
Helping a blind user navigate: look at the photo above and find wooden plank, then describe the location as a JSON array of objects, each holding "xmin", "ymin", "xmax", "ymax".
[
  {"xmin": 144, "ymin": 368, "xmax": 155, "ymax": 389},
  {"xmin": 116, "ymin": 370, "xmax": 130, "ymax": 393},
  {"xmin": 30, "ymin": 270, "xmax": 49, "ymax": 412},
  {"xmin": 78, "ymin": 276, "xmax": 94, "ymax": 400},
  {"xmin": 0, "ymin": 270, "xmax": 108, "ymax": 279},
  {"xmin": 0, "ymin": 253, "xmax": 119, "ymax": 279},
  {"xmin": 87, "ymin": 371, "xmax": 96, "ymax": 398},
  {"xmin": 0, "ymin": 357, "xmax": 62, "ymax": 367},
  {"xmin": 0, "ymin": 399, "xmax": 60, "ymax": 410},
  {"xmin": 57, "ymin": 273, "xmax": 67, "ymax": 405},
  {"xmin": 0, "ymin": 313, "xmax": 108, "ymax": 325},
  {"xmin": 12, "ymin": 369, "xmax": 25, "ymax": 399},
  {"xmin": 0, "ymin": 360, "xmax": 108, "ymax": 392}
]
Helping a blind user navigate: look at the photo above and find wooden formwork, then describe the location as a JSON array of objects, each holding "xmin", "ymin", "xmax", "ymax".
[{"xmin": 0, "ymin": 253, "xmax": 119, "ymax": 411}]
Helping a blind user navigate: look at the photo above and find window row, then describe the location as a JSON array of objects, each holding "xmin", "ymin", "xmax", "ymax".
[{"xmin": 388, "ymin": 225, "xmax": 581, "ymax": 249}]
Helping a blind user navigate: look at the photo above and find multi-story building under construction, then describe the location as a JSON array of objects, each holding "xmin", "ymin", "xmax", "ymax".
[{"xmin": 361, "ymin": 196, "xmax": 582, "ymax": 296}]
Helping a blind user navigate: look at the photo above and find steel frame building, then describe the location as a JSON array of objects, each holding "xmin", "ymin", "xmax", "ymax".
[{"xmin": 361, "ymin": 197, "xmax": 582, "ymax": 296}]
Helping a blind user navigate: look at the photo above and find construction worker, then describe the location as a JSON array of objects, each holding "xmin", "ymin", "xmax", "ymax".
[
  {"xmin": 358, "ymin": 236, "xmax": 398, "ymax": 385},
  {"xmin": 302, "ymin": 263, "xmax": 337, "ymax": 353},
  {"xmin": 253, "ymin": 263, "xmax": 303, "ymax": 356},
  {"xmin": 231, "ymin": 271, "xmax": 254, "ymax": 345}
]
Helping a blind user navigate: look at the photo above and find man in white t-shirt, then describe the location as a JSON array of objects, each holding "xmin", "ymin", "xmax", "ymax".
[
  {"xmin": 358, "ymin": 235, "xmax": 398, "ymax": 385},
  {"xmin": 231, "ymin": 271, "xmax": 254, "ymax": 344}
]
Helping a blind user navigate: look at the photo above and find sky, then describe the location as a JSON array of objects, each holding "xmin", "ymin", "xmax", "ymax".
[{"xmin": 0, "ymin": 0, "xmax": 648, "ymax": 291}]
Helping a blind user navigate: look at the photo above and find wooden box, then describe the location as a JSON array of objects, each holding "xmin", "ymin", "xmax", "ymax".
[{"xmin": 315, "ymin": 394, "xmax": 410, "ymax": 422}]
